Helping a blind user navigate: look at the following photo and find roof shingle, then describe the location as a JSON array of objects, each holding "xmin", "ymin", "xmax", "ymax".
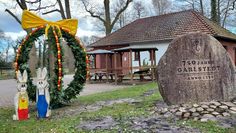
[{"xmin": 90, "ymin": 10, "xmax": 236, "ymax": 47}]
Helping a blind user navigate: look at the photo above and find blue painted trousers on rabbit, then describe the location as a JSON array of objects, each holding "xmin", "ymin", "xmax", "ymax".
[{"xmin": 37, "ymin": 95, "xmax": 48, "ymax": 118}]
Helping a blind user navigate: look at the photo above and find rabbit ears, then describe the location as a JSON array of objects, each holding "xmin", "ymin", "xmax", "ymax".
[
  {"xmin": 17, "ymin": 70, "xmax": 28, "ymax": 83},
  {"xmin": 37, "ymin": 67, "xmax": 48, "ymax": 80}
]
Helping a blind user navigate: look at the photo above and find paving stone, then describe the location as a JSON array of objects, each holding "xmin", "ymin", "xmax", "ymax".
[
  {"xmin": 161, "ymin": 108, "xmax": 168, "ymax": 114},
  {"xmin": 196, "ymin": 107, "xmax": 204, "ymax": 112},
  {"xmin": 179, "ymin": 107, "xmax": 187, "ymax": 113},
  {"xmin": 206, "ymin": 108, "xmax": 214, "ymax": 112},
  {"xmin": 230, "ymin": 107, "xmax": 236, "ymax": 112},
  {"xmin": 201, "ymin": 104, "xmax": 209, "ymax": 109},
  {"xmin": 189, "ymin": 108, "xmax": 196, "ymax": 113},
  {"xmin": 210, "ymin": 105, "xmax": 217, "ymax": 109},
  {"xmin": 222, "ymin": 112, "xmax": 231, "ymax": 117},
  {"xmin": 229, "ymin": 110, "xmax": 236, "ymax": 114},
  {"xmin": 210, "ymin": 101, "xmax": 221, "ymax": 106},
  {"xmin": 202, "ymin": 111, "xmax": 209, "ymax": 114},
  {"xmin": 193, "ymin": 104, "xmax": 199, "ymax": 107},
  {"xmin": 212, "ymin": 112, "xmax": 220, "ymax": 116},
  {"xmin": 192, "ymin": 112, "xmax": 200, "ymax": 117},
  {"xmin": 219, "ymin": 105, "xmax": 228, "ymax": 110},
  {"xmin": 202, "ymin": 114, "xmax": 215, "ymax": 118},
  {"xmin": 175, "ymin": 112, "xmax": 182, "ymax": 117},
  {"xmin": 221, "ymin": 102, "xmax": 236, "ymax": 107},
  {"xmin": 183, "ymin": 112, "xmax": 191, "ymax": 118},
  {"xmin": 200, "ymin": 118, "xmax": 208, "ymax": 122}
]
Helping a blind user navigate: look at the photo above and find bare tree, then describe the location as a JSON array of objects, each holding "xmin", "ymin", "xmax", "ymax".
[
  {"xmin": 133, "ymin": 1, "xmax": 146, "ymax": 19},
  {"xmin": 220, "ymin": 0, "xmax": 236, "ymax": 27},
  {"xmin": 82, "ymin": 0, "xmax": 133, "ymax": 35},
  {"xmin": 4, "ymin": 0, "xmax": 57, "ymax": 75},
  {"xmin": 152, "ymin": 0, "xmax": 171, "ymax": 15},
  {"xmin": 42, "ymin": 0, "xmax": 72, "ymax": 19}
]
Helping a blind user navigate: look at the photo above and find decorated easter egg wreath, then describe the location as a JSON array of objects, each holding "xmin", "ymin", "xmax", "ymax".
[{"xmin": 15, "ymin": 11, "xmax": 89, "ymax": 108}]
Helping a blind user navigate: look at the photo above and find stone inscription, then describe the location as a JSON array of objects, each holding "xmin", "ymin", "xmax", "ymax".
[
  {"xmin": 177, "ymin": 59, "xmax": 220, "ymax": 81},
  {"xmin": 157, "ymin": 32, "xmax": 236, "ymax": 105}
]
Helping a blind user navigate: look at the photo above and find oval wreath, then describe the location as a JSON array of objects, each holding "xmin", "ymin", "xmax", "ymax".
[{"xmin": 15, "ymin": 26, "xmax": 89, "ymax": 108}]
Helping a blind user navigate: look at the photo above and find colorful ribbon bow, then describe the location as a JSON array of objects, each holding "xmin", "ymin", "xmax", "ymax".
[{"xmin": 22, "ymin": 10, "xmax": 78, "ymax": 36}]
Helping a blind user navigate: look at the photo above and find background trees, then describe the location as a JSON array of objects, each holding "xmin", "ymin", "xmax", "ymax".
[
  {"xmin": 81, "ymin": 0, "xmax": 133, "ymax": 35},
  {"xmin": 1, "ymin": 0, "xmax": 236, "ymax": 75}
]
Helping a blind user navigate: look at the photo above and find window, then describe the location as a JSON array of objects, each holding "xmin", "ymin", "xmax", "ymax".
[{"xmin": 134, "ymin": 51, "xmax": 140, "ymax": 61}]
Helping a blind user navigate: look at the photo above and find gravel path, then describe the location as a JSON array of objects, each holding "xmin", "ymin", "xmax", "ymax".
[{"xmin": 0, "ymin": 75, "xmax": 128, "ymax": 107}]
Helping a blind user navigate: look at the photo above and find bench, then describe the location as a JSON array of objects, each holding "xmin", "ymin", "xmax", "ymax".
[{"xmin": 133, "ymin": 68, "xmax": 150, "ymax": 81}]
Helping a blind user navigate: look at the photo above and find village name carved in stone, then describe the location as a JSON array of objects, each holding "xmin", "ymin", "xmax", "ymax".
[
  {"xmin": 157, "ymin": 32, "xmax": 236, "ymax": 105},
  {"xmin": 177, "ymin": 59, "xmax": 220, "ymax": 81}
]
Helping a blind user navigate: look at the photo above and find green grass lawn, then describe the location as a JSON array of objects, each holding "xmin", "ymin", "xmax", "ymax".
[{"xmin": 0, "ymin": 82, "xmax": 235, "ymax": 133}]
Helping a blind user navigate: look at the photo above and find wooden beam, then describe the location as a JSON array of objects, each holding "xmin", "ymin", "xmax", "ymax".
[
  {"xmin": 151, "ymin": 50, "xmax": 154, "ymax": 81},
  {"xmin": 114, "ymin": 52, "xmax": 117, "ymax": 85},
  {"xmin": 106, "ymin": 54, "xmax": 109, "ymax": 83},
  {"xmin": 138, "ymin": 51, "xmax": 141, "ymax": 68},
  {"xmin": 130, "ymin": 49, "xmax": 133, "ymax": 83},
  {"xmin": 154, "ymin": 50, "xmax": 157, "ymax": 66}
]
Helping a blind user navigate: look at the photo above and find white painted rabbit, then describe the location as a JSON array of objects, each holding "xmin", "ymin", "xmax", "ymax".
[
  {"xmin": 36, "ymin": 67, "xmax": 51, "ymax": 118},
  {"xmin": 13, "ymin": 70, "xmax": 29, "ymax": 120}
]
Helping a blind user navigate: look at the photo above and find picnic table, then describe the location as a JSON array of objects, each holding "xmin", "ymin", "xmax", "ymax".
[
  {"xmin": 133, "ymin": 68, "xmax": 150, "ymax": 80},
  {"xmin": 90, "ymin": 71, "xmax": 115, "ymax": 81}
]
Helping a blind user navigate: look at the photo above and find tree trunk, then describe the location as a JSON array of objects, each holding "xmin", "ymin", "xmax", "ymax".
[
  {"xmin": 217, "ymin": 0, "xmax": 221, "ymax": 25},
  {"xmin": 104, "ymin": 0, "xmax": 112, "ymax": 35},
  {"xmin": 65, "ymin": 0, "xmax": 71, "ymax": 18},
  {"xmin": 29, "ymin": 44, "xmax": 38, "ymax": 76},
  {"xmin": 38, "ymin": 43, "xmax": 42, "ymax": 68},
  {"xmin": 48, "ymin": 41, "xmax": 55, "ymax": 78},
  {"xmin": 200, "ymin": 0, "xmax": 204, "ymax": 15},
  {"xmin": 42, "ymin": 41, "xmax": 47, "ymax": 67},
  {"xmin": 211, "ymin": 0, "xmax": 219, "ymax": 24}
]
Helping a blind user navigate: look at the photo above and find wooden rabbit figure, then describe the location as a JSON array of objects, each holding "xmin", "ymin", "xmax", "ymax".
[
  {"xmin": 36, "ymin": 68, "xmax": 51, "ymax": 118},
  {"xmin": 13, "ymin": 70, "xmax": 29, "ymax": 120}
]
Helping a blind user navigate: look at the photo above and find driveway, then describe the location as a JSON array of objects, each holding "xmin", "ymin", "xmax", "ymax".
[{"xmin": 0, "ymin": 75, "xmax": 128, "ymax": 107}]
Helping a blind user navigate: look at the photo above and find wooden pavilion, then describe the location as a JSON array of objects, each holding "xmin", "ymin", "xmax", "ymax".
[{"xmin": 87, "ymin": 46, "xmax": 158, "ymax": 84}]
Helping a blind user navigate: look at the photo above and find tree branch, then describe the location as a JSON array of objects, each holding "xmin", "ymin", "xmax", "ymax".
[
  {"xmin": 42, "ymin": 9, "xmax": 61, "ymax": 15},
  {"xmin": 5, "ymin": 9, "xmax": 21, "ymax": 25},
  {"xmin": 29, "ymin": 1, "xmax": 57, "ymax": 11},
  {"xmin": 82, "ymin": 0, "xmax": 105, "ymax": 23},
  {"xmin": 111, "ymin": 0, "xmax": 132, "ymax": 27},
  {"xmin": 19, "ymin": 0, "xmax": 27, "ymax": 9},
  {"xmin": 25, "ymin": 0, "xmax": 40, "ymax": 4},
  {"xmin": 57, "ymin": 0, "xmax": 66, "ymax": 19},
  {"xmin": 16, "ymin": 0, "xmax": 24, "ymax": 9}
]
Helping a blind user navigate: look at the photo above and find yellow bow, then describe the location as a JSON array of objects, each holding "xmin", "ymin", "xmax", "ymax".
[{"xmin": 22, "ymin": 10, "xmax": 78, "ymax": 36}]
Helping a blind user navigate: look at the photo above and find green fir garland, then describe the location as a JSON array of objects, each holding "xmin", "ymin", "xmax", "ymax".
[{"xmin": 15, "ymin": 26, "xmax": 87, "ymax": 108}]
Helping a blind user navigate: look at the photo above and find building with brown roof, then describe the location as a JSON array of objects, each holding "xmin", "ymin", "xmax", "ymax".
[{"xmin": 88, "ymin": 10, "xmax": 236, "ymax": 82}]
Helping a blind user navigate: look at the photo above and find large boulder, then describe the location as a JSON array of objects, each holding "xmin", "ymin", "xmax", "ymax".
[{"xmin": 157, "ymin": 32, "xmax": 236, "ymax": 105}]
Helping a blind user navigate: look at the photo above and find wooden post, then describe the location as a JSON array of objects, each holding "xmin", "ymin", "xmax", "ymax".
[
  {"xmin": 93, "ymin": 54, "xmax": 97, "ymax": 81},
  {"xmin": 151, "ymin": 49, "xmax": 154, "ymax": 81},
  {"xmin": 106, "ymin": 53, "xmax": 109, "ymax": 83},
  {"xmin": 154, "ymin": 50, "xmax": 157, "ymax": 66},
  {"xmin": 138, "ymin": 51, "xmax": 141, "ymax": 68},
  {"xmin": 130, "ymin": 49, "xmax": 133, "ymax": 84},
  {"xmin": 114, "ymin": 52, "xmax": 117, "ymax": 85}
]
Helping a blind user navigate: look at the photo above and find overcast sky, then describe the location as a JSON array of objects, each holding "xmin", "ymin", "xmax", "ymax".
[
  {"xmin": 0, "ymin": 0, "xmax": 235, "ymax": 41},
  {"xmin": 0, "ymin": 0, "xmax": 156, "ymax": 41}
]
